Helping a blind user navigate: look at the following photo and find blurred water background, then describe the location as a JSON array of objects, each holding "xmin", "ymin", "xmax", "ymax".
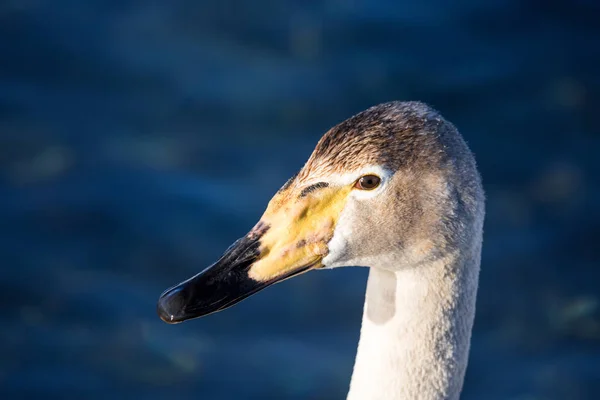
[{"xmin": 1, "ymin": 1, "xmax": 599, "ymax": 399}]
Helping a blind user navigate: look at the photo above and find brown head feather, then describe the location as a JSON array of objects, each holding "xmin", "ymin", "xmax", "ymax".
[{"xmin": 293, "ymin": 101, "xmax": 468, "ymax": 184}]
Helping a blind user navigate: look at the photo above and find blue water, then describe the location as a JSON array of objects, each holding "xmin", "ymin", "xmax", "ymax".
[{"xmin": 1, "ymin": 1, "xmax": 599, "ymax": 399}]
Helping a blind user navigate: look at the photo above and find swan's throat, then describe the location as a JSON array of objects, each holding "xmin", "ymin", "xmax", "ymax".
[{"xmin": 347, "ymin": 251, "xmax": 480, "ymax": 400}]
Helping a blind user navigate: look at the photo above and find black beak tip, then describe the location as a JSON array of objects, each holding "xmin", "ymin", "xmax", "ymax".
[{"xmin": 157, "ymin": 286, "xmax": 187, "ymax": 324}]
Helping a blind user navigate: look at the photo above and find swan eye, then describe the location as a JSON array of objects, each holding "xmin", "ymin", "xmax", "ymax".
[{"xmin": 354, "ymin": 175, "xmax": 381, "ymax": 190}]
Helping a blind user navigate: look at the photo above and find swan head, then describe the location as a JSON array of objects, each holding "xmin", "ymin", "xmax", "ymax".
[{"xmin": 157, "ymin": 101, "xmax": 483, "ymax": 323}]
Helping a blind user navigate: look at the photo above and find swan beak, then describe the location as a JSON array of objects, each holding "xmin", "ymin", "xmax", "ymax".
[{"xmin": 157, "ymin": 184, "xmax": 352, "ymax": 324}]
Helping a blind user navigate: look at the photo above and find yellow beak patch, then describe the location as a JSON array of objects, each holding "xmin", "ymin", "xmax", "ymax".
[{"xmin": 247, "ymin": 184, "xmax": 353, "ymax": 282}]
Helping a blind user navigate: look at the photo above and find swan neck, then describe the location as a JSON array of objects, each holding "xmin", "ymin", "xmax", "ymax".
[{"xmin": 347, "ymin": 252, "xmax": 480, "ymax": 400}]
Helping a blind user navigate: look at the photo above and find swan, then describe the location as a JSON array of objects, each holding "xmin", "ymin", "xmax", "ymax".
[{"xmin": 157, "ymin": 101, "xmax": 485, "ymax": 400}]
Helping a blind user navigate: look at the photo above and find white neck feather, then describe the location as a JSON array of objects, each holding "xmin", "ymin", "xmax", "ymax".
[{"xmin": 347, "ymin": 249, "xmax": 480, "ymax": 400}]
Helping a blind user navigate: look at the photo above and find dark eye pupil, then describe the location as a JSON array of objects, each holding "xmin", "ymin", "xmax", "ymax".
[{"xmin": 358, "ymin": 175, "xmax": 380, "ymax": 190}]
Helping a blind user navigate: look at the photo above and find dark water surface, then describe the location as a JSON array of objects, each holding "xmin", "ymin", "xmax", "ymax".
[{"xmin": 1, "ymin": 1, "xmax": 599, "ymax": 399}]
